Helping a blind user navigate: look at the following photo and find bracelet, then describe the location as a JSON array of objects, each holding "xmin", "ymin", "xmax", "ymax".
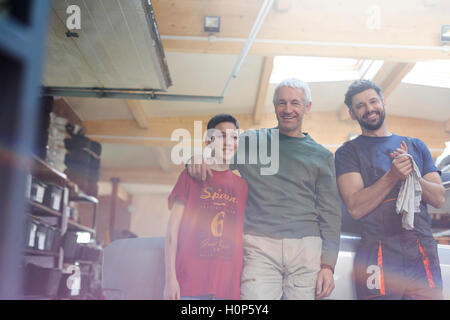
[{"xmin": 320, "ymin": 264, "xmax": 334, "ymax": 274}]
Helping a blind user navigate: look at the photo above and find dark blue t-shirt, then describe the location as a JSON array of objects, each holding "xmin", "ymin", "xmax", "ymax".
[
  {"xmin": 335, "ymin": 134, "xmax": 440, "ymax": 234},
  {"xmin": 335, "ymin": 134, "xmax": 439, "ymax": 183}
]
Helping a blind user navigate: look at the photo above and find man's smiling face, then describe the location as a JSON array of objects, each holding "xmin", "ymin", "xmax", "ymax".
[
  {"xmin": 274, "ymin": 86, "xmax": 311, "ymax": 137},
  {"xmin": 350, "ymin": 88, "xmax": 386, "ymax": 131}
]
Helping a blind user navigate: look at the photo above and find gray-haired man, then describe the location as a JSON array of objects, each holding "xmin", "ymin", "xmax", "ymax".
[{"xmin": 188, "ymin": 78, "xmax": 341, "ymax": 299}]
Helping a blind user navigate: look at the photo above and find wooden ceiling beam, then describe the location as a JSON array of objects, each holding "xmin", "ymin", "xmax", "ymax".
[
  {"xmin": 126, "ymin": 100, "xmax": 149, "ymax": 129},
  {"xmin": 162, "ymin": 39, "xmax": 450, "ymax": 61},
  {"xmin": 373, "ymin": 62, "xmax": 416, "ymax": 98}
]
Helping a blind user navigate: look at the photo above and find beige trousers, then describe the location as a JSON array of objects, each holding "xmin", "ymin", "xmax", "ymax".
[{"xmin": 240, "ymin": 234, "xmax": 322, "ymax": 300}]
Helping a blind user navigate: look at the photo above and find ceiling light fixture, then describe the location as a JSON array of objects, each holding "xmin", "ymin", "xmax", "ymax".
[{"xmin": 204, "ymin": 16, "xmax": 221, "ymax": 33}]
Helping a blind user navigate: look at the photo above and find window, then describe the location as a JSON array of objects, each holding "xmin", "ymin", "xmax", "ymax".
[
  {"xmin": 402, "ymin": 60, "xmax": 450, "ymax": 89},
  {"xmin": 270, "ymin": 56, "xmax": 383, "ymax": 83}
]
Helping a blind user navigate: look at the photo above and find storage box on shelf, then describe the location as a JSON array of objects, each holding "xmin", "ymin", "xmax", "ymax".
[
  {"xmin": 23, "ymin": 155, "xmax": 102, "ymax": 299},
  {"xmin": 24, "ymin": 215, "xmax": 61, "ymax": 254}
]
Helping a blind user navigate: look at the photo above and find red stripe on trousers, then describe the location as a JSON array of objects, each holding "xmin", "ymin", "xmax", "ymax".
[
  {"xmin": 377, "ymin": 241, "xmax": 386, "ymax": 296},
  {"xmin": 418, "ymin": 240, "xmax": 435, "ymax": 288}
]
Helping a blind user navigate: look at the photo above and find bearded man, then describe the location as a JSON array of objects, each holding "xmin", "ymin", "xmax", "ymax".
[{"xmin": 335, "ymin": 80, "xmax": 445, "ymax": 300}]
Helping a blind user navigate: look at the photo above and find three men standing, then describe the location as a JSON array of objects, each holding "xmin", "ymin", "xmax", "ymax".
[{"xmin": 185, "ymin": 77, "xmax": 445, "ymax": 300}]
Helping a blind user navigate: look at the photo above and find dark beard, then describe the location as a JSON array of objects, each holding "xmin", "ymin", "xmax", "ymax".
[{"xmin": 356, "ymin": 109, "xmax": 386, "ymax": 131}]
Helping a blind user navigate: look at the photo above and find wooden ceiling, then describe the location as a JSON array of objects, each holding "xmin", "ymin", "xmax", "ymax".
[{"xmin": 154, "ymin": 0, "xmax": 450, "ymax": 60}]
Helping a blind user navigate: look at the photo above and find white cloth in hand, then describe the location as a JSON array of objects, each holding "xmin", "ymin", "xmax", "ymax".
[{"xmin": 395, "ymin": 154, "xmax": 422, "ymax": 230}]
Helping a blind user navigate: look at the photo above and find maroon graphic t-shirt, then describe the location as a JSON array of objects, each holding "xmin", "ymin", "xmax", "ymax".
[{"xmin": 168, "ymin": 169, "xmax": 248, "ymax": 299}]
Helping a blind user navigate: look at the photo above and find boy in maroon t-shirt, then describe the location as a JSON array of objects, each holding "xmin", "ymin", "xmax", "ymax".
[{"xmin": 164, "ymin": 114, "xmax": 248, "ymax": 300}]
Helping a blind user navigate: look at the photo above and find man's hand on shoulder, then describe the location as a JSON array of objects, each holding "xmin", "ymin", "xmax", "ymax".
[{"xmin": 187, "ymin": 154, "xmax": 213, "ymax": 181}]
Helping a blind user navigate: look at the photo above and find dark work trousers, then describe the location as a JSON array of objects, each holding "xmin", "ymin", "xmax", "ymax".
[{"xmin": 348, "ymin": 139, "xmax": 443, "ymax": 300}]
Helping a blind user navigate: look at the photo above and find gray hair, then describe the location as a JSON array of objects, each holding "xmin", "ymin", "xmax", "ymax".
[{"xmin": 273, "ymin": 78, "xmax": 312, "ymax": 105}]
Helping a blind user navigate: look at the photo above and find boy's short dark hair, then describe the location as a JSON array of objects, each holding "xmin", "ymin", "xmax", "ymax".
[
  {"xmin": 344, "ymin": 80, "xmax": 384, "ymax": 110},
  {"xmin": 207, "ymin": 113, "xmax": 240, "ymax": 130}
]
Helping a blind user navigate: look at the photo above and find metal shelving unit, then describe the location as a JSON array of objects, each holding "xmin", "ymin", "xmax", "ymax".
[
  {"xmin": 28, "ymin": 200, "xmax": 63, "ymax": 218},
  {"xmin": 27, "ymin": 155, "xmax": 67, "ymax": 272},
  {"xmin": 24, "ymin": 154, "xmax": 100, "ymax": 299},
  {"xmin": 67, "ymin": 220, "xmax": 96, "ymax": 235}
]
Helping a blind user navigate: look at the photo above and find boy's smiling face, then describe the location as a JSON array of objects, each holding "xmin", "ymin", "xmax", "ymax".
[{"xmin": 206, "ymin": 121, "xmax": 239, "ymax": 164}]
